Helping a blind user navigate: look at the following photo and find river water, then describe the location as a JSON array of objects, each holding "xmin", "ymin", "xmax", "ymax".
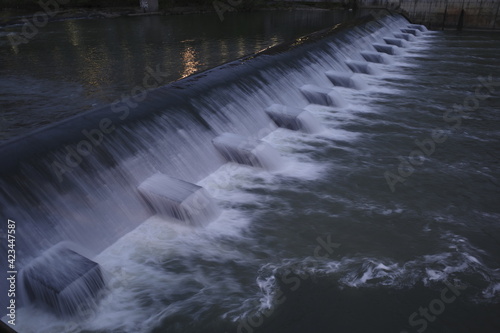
[
  {"xmin": 0, "ymin": 10, "xmax": 352, "ymax": 140},
  {"xmin": 1, "ymin": 10, "xmax": 499, "ymax": 333}
]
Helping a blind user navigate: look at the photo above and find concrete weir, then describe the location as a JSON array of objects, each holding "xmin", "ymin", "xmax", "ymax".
[
  {"xmin": 138, "ymin": 173, "xmax": 219, "ymax": 226},
  {"xmin": 20, "ymin": 244, "xmax": 105, "ymax": 317},
  {"xmin": 393, "ymin": 33, "xmax": 415, "ymax": 42},
  {"xmin": 360, "ymin": 51, "xmax": 391, "ymax": 64},
  {"xmin": 265, "ymin": 104, "xmax": 324, "ymax": 133},
  {"xmin": 372, "ymin": 43, "xmax": 400, "ymax": 55},
  {"xmin": 0, "ymin": 14, "xmax": 439, "ymax": 324},
  {"xmin": 325, "ymin": 71, "xmax": 367, "ymax": 89},
  {"xmin": 212, "ymin": 133, "xmax": 282, "ymax": 170},
  {"xmin": 400, "ymin": 28, "xmax": 422, "ymax": 36},
  {"xmin": 408, "ymin": 24, "xmax": 428, "ymax": 32},
  {"xmin": 383, "ymin": 37, "xmax": 408, "ymax": 48},
  {"xmin": 345, "ymin": 60, "xmax": 379, "ymax": 75},
  {"xmin": 300, "ymin": 84, "xmax": 346, "ymax": 107}
]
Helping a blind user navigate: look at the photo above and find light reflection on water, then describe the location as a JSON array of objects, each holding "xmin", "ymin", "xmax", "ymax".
[
  {"xmin": 181, "ymin": 46, "xmax": 202, "ymax": 78},
  {"xmin": 65, "ymin": 20, "xmax": 81, "ymax": 46}
]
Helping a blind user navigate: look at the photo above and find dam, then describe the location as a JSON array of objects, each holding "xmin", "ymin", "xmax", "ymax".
[{"xmin": 1, "ymin": 9, "xmax": 499, "ymax": 333}]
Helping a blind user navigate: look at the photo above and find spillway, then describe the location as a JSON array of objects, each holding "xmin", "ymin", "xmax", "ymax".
[{"xmin": 0, "ymin": 13, "xmax": 446, "ymax": 331}]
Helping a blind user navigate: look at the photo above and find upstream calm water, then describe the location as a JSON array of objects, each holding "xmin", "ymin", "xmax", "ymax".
[
  {"xmin": 1, "ymin": 12, "xmax": 500, "ymax": 333},
  {"xmin": 0, "ymin": 10, "xmax": 352, "ymax": 140}
]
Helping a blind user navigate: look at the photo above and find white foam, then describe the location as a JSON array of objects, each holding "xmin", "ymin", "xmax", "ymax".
[
  {"xmin": 227, "ymin": 229, "xmax": 500, "ymax": 321},
  {"xmin": 483, "ymin": 282, "xmax": 500, "ymax": 299}
]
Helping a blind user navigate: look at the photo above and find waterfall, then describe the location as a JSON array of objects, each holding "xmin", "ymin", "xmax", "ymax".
[{"xmin": 0, "ymin": 13, "xmax": 428, "ymax": 318}]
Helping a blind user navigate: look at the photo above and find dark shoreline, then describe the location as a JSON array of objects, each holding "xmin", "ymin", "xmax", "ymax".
[{"xmin": 0, "ymin": 3, "xmax": 346, "ymax": 29}]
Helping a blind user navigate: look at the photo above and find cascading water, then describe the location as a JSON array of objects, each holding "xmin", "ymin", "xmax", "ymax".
[
  {"xmin": 1, "ymin": 12, "xmax": 499, "ymax": 333},
  {"xmin": 0, "ymin": 13, "xmax": 410, "ymax": 261}
]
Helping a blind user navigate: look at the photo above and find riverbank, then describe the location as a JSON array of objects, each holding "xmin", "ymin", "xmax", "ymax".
[
  {"xmin": 0, "ymin": 1, "xmax": 348, "ymax": 29},
  {"xmin": 0, "ymin": 7, "xmax": 144, "ymax": 28}
]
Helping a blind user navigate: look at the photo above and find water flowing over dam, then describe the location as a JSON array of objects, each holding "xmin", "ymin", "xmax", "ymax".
[
  {"xmin": 0, "ymin": 14, "xmax": 413, "ymax": 258},
  {"xmin": 1, "ymin": 11, "xmax": 500, "ymax": 333}
]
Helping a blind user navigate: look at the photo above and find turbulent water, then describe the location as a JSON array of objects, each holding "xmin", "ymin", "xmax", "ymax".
[{"xmin": 1, "ymin": 12, "xmax": 500, "ymax": 333}]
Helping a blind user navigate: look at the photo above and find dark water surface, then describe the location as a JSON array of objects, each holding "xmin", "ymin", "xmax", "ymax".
[
  {"xmin": 0, "ymin": 12, "xmax": 499, "ymax": 333},
  {"xmin": 241, "ymin": 30, "xmax": 500, "ymax": 333},
  {"xmin": 0, "ymin": 10, "xmax": 352, "ymax": 140}
]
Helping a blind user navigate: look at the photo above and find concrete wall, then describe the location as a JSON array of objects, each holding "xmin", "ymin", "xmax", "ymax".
[{"xmin": 357, "ymin": 0, "xmax": 500, "ymax": 30}]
